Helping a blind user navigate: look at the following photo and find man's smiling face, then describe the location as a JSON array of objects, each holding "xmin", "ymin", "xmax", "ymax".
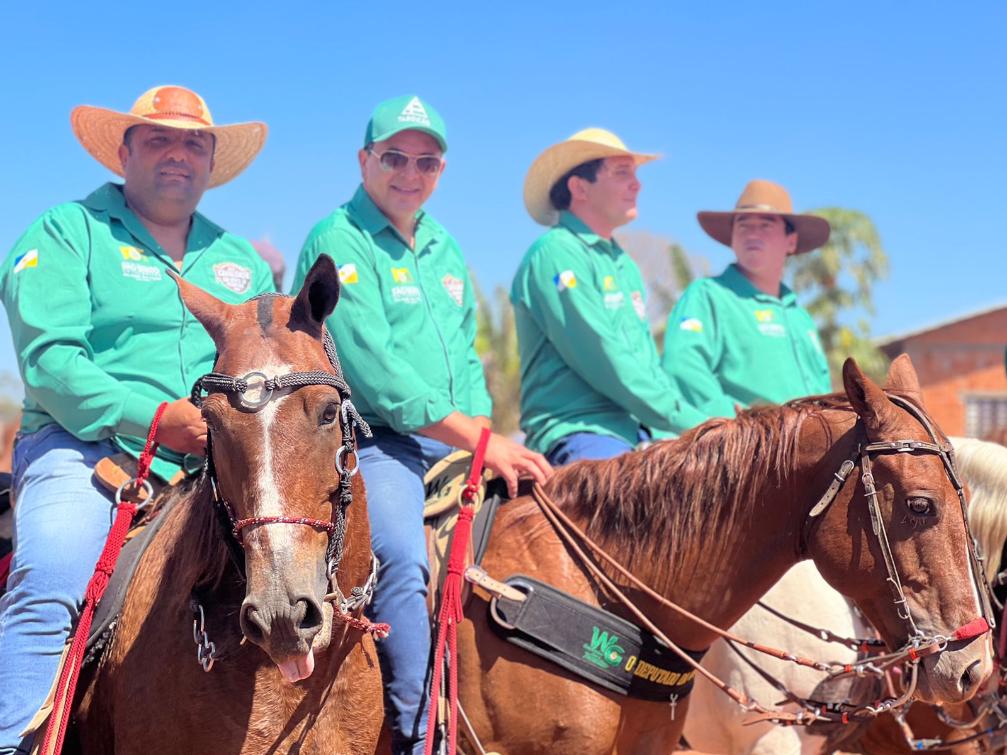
[
  {"xmin": 119, "ymin": 124, "xmax": 215, "ymax": 221},
  {"xmin": 359, "ymin": 129, "xmax": 444, "ymax": 224}
]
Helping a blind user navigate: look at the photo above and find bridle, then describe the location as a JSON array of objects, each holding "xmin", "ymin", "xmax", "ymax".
[
  {"xmin": 184, "ymin": 301, "xmax": 387, "ymax": 672},
  {"xmin": 524, "ymin": 390, "xmax": 996, "ymax": 726},
  {"xmin": 805, "ymin": 392, "xmax": 996, "ymax": 659},
  {"xmin": 190, "ymin": 320, "xmax": 371, "ymax": 580}
]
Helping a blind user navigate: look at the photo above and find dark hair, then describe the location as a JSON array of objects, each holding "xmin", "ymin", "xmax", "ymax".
[
  {"xmin": 733, "ymin": 214, "xmax": 796, "ymax": 235},
  {"xmin": 549, "ymin": 158, "xmax": 604, "ymax": 211}
]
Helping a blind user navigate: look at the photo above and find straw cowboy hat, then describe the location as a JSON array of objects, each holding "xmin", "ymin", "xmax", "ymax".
[
  {"xmin": 70, "ymin": 85, "xmax": 268, "ymax": 188},
  {"xmin": 698, "ymin": 179, "xmax": 830, "ymax": 255},
  {"xmin": 524, "ymin": 128, "xmax": 658, "ymax": 226}
]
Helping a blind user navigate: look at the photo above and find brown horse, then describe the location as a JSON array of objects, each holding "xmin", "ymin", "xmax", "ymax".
[
  {"xmin": 456, "ymin": 356, "xmax": 996, "ymax": 754},
  {"xmin": 75, "ymin": 257, "xmax": 383, "ymax": 753}
]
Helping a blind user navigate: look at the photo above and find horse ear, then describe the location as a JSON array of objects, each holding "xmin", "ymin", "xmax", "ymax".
[
  {"xmin": 843, "ymin": 357, "xmax": 899, "ymax": 438},
  {"xmin": 883, "ymin": 353, "xmax": 924, "ymax": 404},
  {"xmin": 291, "ymin": 255, "xmax": 340, "ymax": 336},
  {"xmin": 168, "ymin": 270, "xmax": 232, "ymax": 345}
]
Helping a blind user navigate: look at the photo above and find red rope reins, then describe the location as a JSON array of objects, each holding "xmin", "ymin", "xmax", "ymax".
[
  {"xmin": 424, "ymin": 427, "xmax": 491, "ymax": 755},
  {"xmin": 41, "ymin": 402, "xmax": 168, "ymax": 755}
]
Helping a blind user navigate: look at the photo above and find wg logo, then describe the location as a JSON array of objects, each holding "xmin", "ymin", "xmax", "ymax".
[{"xmin": 582, "ymin": 626, "xmax": 625, "ymax": 669}]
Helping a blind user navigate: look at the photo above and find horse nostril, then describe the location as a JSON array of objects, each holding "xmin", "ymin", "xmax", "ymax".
[
  {"xmin": 294, "ymin": 597, "xmax": 323, "ymax": 636},
  {"xmin": 959, "ymin": 660, "xmax": 980, "ymax": 694},
  {"xmin": 240, "ymin": 603, "xmax": 267, "ymax": 644}
]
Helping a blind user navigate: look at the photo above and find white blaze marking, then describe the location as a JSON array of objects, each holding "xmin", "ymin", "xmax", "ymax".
[{"xmin": 249, "ymin": 362, "xmax": 294, "ymax": 554}]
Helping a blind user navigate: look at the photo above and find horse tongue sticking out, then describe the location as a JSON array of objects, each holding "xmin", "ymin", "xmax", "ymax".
[{"xmin": 75, "ymin": 255, "xmax": 384, "ymax": 754}]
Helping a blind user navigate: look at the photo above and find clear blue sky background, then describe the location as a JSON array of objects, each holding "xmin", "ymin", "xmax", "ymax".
[{"xmin": 0, "ymin": 2, "xmax": 1004, "ymax": 394}]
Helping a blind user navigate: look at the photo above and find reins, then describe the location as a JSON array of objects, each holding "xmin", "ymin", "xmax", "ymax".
[{"xmin": 527, "ymin": 392, "xmax": 995, "ymax": 727}]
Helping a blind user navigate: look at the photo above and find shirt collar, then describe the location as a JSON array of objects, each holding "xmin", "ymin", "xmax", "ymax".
[
  {"xmin": 348, "ymin": 184, "xmax": 427, "ymax": 242},
  {"xmin": 557, "ymin": 211, "xmax": 619, "ymax": 255},
  {"xmin": 80, "ymin": 182, "xmax": 222, "ymax": 254},
  {"xmin": 719, "ymin": 263, "xmax": 796, "ymax": 304}
]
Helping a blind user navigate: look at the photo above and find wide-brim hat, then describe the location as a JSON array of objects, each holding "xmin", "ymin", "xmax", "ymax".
[
  {"xmin": 697, "ymin": 179, "xmax": 830, "ymax": 255},
  {"xmin": 524, "ymin": 128, "xmax": 658, "ymax": 226},
  {"xmin": 70, "ymin": 85, "xmax": 268, "ymax": 189}
]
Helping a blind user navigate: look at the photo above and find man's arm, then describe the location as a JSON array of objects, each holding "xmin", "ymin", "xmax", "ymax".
[
  {"xmin": 2, "ymin": 210, "xmax": 164, "ymax": 441},
  {"xmin": 521, "ymin": 247, "xmax": 704, "ymax": 434},
  {"xmin": 661, "ymin": 281, "xmax": 736, "ymax": 423}
]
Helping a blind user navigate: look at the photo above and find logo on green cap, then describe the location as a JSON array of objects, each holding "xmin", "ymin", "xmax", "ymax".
[{"xmin": 398, "ymin": 97, "xmax": 431, "ymax": 127}]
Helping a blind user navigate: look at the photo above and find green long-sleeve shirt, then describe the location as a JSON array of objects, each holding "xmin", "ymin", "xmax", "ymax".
[
  {"xmin": 292, "ymin": 185, "xmax": 492, "ymax": 433},
  {"xmin": 511, "ymin": 211, "xmax": 705, "ymax": 454},
  {"xmin": 1, "ymin": 182, "xmax": 275, "ymax": 480},
  {"xmin": 662, "ymin": 263, "xmax": 831, "ymax": 426}
]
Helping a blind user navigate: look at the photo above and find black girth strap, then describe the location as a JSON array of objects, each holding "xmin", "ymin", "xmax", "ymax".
[{"xmin": 489, "ymin": 575, "xmax": 706, "ymax": 702}]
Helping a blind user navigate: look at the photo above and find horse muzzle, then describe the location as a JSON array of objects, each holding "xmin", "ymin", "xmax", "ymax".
[{"xmin": 240, "ymin": 588, "xmax": 330, "ymax": 683}]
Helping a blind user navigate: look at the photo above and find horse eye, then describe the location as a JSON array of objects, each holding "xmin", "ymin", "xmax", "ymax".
[
  {"xmin": 319, "ymin": 403, "xmax": 339, "ymax": 426},
  {"xmin": 906, "ymin": 496, "xmax": 934, "ymax": 516}
]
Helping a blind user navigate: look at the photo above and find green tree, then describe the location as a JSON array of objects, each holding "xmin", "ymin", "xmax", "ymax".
[{"xmin": 787, "ymin": 208, "xmax": 891, "ymax": 383}]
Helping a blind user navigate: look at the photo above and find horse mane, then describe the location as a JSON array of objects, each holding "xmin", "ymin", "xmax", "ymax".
[
  {"xmin": 543, "ymin": 396, "xmax": 851, "ymax": 590},
  {"xmin": 950, "ymin": 436, "xmax": 1007, "ymax": 583},
  {"xmin": 151, "ymin": 475, "xmax": 234, "ymax": 594}
]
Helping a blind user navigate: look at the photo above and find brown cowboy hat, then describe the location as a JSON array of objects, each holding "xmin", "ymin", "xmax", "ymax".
[
  {"xmin": 697, "ymin": 179, "xmax": 830, "ymax": 255},
  {"xmin": 523, "ymin": 128, "xmax": 659, "ymax": 226},
  {"xmin": 71, "ymin": 85, "xmax": 268, "ymax": 188}
]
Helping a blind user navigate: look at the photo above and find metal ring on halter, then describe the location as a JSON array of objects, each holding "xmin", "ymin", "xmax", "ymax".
[
  {"xmin": 115, "ymin": 478, "xmax": 154, "ymax": 507},
  {"xmin": 237, "ymin": 371, "xmax": 274, "ymax": 410},
  {"xmin": 335, "ymin": 446, "xmax": 359, "ymax": 476}
]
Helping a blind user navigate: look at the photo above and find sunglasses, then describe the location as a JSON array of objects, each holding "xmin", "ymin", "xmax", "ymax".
[{"xmin": 368, "ymin": 148, "xmax": 443, "ymax": 176}]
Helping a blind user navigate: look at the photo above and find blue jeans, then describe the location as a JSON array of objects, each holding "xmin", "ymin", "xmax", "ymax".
[
  {"xmin": 0, "ymin": 425, "xmax": 117, "ymax": 754},
  {"xmin": 546, "ymin": 431, "xmax": 635, "ymax": 466},
  {"xmin": 358, "ymin": 428, "xmax": 452, "ymax": 755}
]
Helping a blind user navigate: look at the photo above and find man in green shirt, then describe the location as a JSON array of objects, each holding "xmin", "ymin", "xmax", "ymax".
[
  {"xmin": 662, "ymin": 179, "xmax": 832, "ymax": 423},
  {"xmin": 292, "ymin": 95, "xmax": 550, "ymax": 754},
  {"xmin": 512, "ymin": 128, "xmax": 705, "ymax": 465},
  {"xmin": 0, "ymin": 86, "xmax": 272, "ymax": 753}
]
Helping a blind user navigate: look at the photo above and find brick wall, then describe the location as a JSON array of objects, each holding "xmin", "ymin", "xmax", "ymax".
[{"xmin": 880, "ymin": 307, "xmax": 1007, "ymax": 436}]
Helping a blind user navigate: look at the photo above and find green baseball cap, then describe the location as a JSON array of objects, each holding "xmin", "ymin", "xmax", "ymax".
[{"xmin": 364, "ymin": 95, "xmax": 448, "ymax": 152}]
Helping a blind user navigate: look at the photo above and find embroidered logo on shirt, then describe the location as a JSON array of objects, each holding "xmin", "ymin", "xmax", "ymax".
[
  {"xmin": 679, "ymin": 317, "xmax": 703, "ymax": 333},
  {"xmin": 121, "ymin": 260, "xmax": 162, "ymax": 282},
  {"xmin": 553, "ymin": 270, "xmax": 577, "ymax": 291},
  {"xmin": 119, "ymin": 245, "xmax": 146, "ymax": 261},
  {"xmin": 603, "ymin": 275, "xmax": 618, "ymax": 291},
  {"xmin": 13, "ymin": 249, "xmax": 38, "ymax": 273},
  {"xmin": 604, "ymin": 292, "xmax": 625, "ymax": 310},
  {"xmin": 754, "ymin": 308, "xmax": 785, "ymax": 337},
  {"xmin": 391, "ymin": 285, "xmax": 421, "ymax": 304},
  {"xmin": 442, "ymin": 274, "xmax": 464, "ymax": 306},
  {"xmin": 338, "ymin": 263, "xmax": 359, "ymax": 284},
  {"xmin": 213, "ymin": 262, "xmax": 252, "ymax": 294},
  {"xmin": 398, "ymin": 97, "xmax": 432, "ymax": 127},
  {"xmin": 391, "ymin": 267, "xmax": 414, "ymax": 283},
  {"xmin": 631, "ymin": 291, "xmax": 646, "ymax": 320}
]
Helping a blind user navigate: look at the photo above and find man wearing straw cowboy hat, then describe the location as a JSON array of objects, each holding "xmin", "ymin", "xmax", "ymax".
[
  {"xmin": 662, "ymin": 179, "xmax": 832, "ymax": 423},
  {"xmin": 0, "ymin": 85, "xmax": 272, "ymax": 753},
  {"xmin": 293, "ymin": 94, "xmax": 551, "ymax": 754},
  {"xmin": 512, "ymin": 128, "xmax": 705, "ymax": 465}
]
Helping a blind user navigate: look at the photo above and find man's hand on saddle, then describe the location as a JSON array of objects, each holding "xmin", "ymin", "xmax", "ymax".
[
  {"xmin": 483, "ymin": 432, "xmax": 552, "ymax": 498},
  {"xmin": 154, "ymin": 397, "xmax": 208, "ymax": 456},
  {"xmin": 419, "ymin": 411, "xmax": 552, "ymax": 497}
]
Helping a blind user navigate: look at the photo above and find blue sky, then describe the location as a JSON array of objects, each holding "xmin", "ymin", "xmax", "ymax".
[{"xmin": 0, "ymin": 2, "xmax": 1004, "ymax": 393}]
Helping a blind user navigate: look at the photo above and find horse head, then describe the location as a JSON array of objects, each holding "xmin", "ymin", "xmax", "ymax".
[
  {"xmin": 809, "ymin": 355, "xmax": 995, "ymax": 704},
  {"xmin": 172, "ymin": 255, "xmax": 366, "ymax": 684}
]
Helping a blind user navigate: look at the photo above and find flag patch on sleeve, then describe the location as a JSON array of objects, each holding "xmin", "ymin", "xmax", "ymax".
[
  {"xmin": 13, "ymin": 249, "xmax": 38, "ymax": 273},
  {"xmin": 679, "ymin": 317, "xmax": 703, "ymax": 333},
  {"xmin": 553, "ymin": 270, "xmax": 577, "ymax": 291},
  {"xmin": 338, "ymin": 263, "xmax": 359, "ymax": 284}
]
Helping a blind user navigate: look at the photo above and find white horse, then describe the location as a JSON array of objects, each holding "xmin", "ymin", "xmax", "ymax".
[{"xmin": 683, "ymin": 436, "xmax": 1007, "ymax": 755}]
